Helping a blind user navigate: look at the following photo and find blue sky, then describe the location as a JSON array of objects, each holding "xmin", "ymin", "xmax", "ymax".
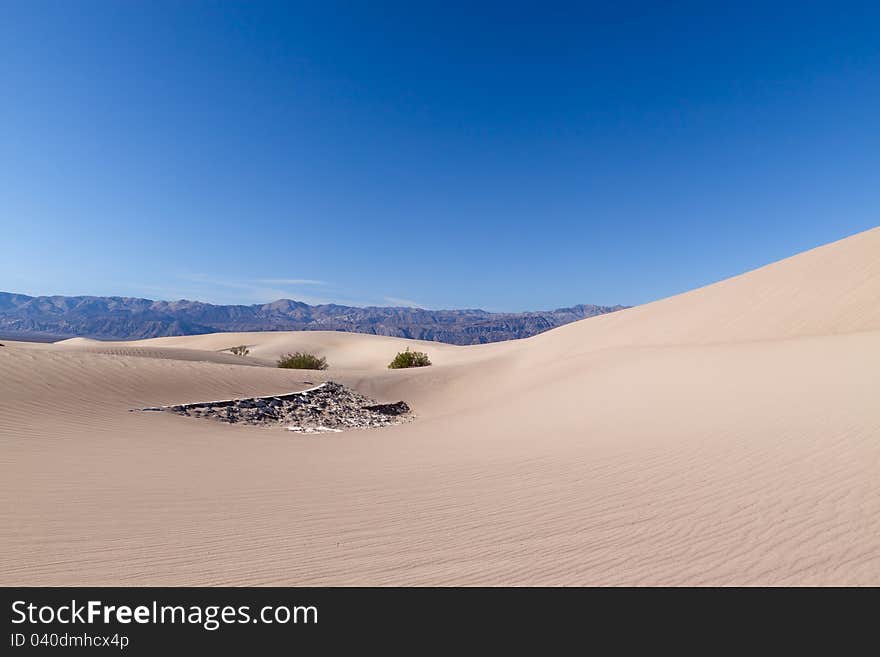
[{"xmin": 2, "ymin": 2, "xmax": 878, "ymax": 310}]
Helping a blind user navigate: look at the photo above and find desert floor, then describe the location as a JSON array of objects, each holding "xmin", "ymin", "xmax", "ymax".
[{"xmin": 2, "ymin": 227, "xmax": 879, "ymax": 585}]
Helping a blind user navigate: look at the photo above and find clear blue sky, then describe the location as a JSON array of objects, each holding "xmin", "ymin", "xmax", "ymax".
[{"xmin": 2, "ymin": 2, "xmax": 878, "ymax": 310}]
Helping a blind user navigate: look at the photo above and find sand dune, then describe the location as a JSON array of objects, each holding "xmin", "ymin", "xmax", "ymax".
[{"xmin": 1, "ymin": 227, "xmax": 879, "ymax": 585}]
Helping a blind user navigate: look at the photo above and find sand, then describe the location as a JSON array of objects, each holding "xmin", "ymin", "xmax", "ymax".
[{"xmin": 2, "ymin": 226, "xmax": 879, "ymax": 585}]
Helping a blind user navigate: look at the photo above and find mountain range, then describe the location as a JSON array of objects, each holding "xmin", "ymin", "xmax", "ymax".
[{"xmin": 0, "ymin": 292, "xmax": 627, "ymax": 345}]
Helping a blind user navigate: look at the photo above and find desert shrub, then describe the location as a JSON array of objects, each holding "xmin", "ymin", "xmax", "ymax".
[
  {"xmin": 229, "ymin": 345, "xmax": 249, "ymax": 356},
  {"xmin": 388, "ymin": 347, "xmax": 431, "ymax": 369},
  {"xmin": 277, "ymin": 351, "xmax": 328, "ymax": 370}
]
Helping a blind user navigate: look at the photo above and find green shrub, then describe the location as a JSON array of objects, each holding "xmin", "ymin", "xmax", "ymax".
[
  {"xmin": 229, "ymin": 345, "xmax": 249, "ymax": 356},
  {"xmin": 277, "ymin": 352, "xmax": 328, "ymax": 370},
  {"xmin": 388, "ymin": 347, "xmax": 431, "ymax": 369}
]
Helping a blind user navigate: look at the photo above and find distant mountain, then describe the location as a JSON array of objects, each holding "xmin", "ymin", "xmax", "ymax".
[{"xmin": 0, "ymin": 292, "xmax": 627, "ymax": 345}]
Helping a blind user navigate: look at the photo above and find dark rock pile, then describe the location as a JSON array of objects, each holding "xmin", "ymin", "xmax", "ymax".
[{"xmin": 138, "ymin": 381, "xmax": 411, "ymax": 433}]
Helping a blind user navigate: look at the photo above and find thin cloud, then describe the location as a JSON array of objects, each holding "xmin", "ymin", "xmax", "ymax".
[
  {"xmin": 383, "ymin": 296, "xmax": 423, "ymax": 308},
  {"xmin": 157, "ymin": 274, "xmax": 337, "ymax": 305},
  {"xmin": 138, "ymin": 274, "xmax": 427, "ymax": 309},
  {"xmin": 255, "ymin": 278, "xmax": 328, "ymax": 286}
]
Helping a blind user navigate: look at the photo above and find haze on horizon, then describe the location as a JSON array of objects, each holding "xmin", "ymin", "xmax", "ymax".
[{"xmin": 2, "ymin": 2, "xmax": 878, "ymax": 310}]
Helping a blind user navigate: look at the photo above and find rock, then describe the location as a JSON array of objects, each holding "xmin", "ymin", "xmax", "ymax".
[
  {"xmin": 148, "ymin": 381, "xmax": 412, "ymax": 434},
  {"xmin": 363, "ymin": 401, "xmax": 410, "ymax": 416}
]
